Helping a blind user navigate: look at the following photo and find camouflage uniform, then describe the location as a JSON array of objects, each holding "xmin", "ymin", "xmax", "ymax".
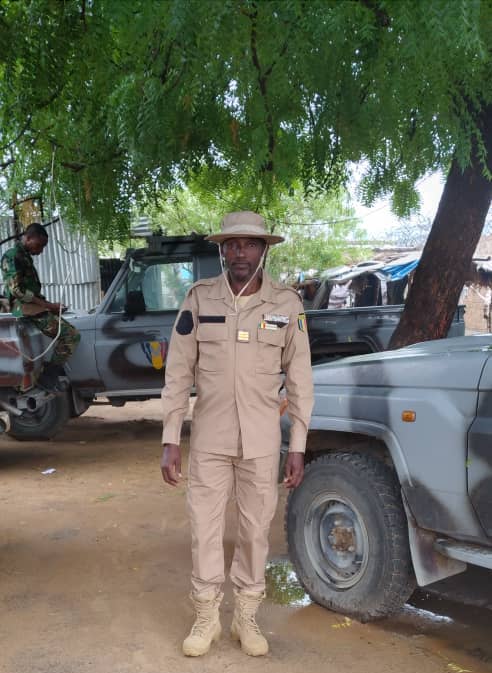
[{"xmin": 1, "ymin": 241, "xmax": 80, "ymax": 366}]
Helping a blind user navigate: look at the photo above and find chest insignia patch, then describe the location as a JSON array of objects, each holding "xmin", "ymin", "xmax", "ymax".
[
  {"xmin": 237, "ymin": 330, "xmax": 250, "ymax": 342},
  {"xmin": 259, "ymin": 320, "xmax": 278, "ymax": 330}
]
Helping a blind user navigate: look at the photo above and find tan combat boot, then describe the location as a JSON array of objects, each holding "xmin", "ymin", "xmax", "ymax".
[
  {"xmin": 231, "ymin": 588, "xmax": 269, "ymax": 656},
  {"xmin": 182, "ymin": 589, "xmax": 223, "ymax": 657}
]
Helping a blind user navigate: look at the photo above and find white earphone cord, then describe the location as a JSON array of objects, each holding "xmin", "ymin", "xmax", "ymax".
[{"xmin": 219, "ymin": 245, "xmax": 268, "ymax": 313}]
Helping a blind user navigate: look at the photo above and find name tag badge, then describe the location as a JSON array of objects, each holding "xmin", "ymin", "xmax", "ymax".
[
  {"xmin": 263, "ymin": 313, "xmax": 289, "ymax": 325},
  {"xmin": 237, "ymin": 330, "xmax": 250, "ymax": 342}
]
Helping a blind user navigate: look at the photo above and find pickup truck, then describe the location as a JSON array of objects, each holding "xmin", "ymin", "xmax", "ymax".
[
  {"xmin": 307, "ymin": 304, "xmax": 465, "ymax": 364},
  {"xmin": 0, "ymin": 235, "xmax": 221, "ymax": 440},
  {"xmin": 283, "ymin": 335, "xmax": 492, "ymax": 621},
  {"xmin": 0, "ymin": 234, "xmax": 465, "ymax": 441}
]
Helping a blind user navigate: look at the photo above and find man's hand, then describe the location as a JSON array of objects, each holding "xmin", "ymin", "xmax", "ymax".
[
  {"xmin": 161, "ymin": 443, "xmax": 182, "ymax": 486},
  {"xmin": 283, "ymin": 452, "xmax": 304, "ymax": 489}
]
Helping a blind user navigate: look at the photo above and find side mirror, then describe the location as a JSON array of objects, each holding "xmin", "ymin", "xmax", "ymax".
[{"xmin": 124, "ymin": 290, "xmax": 146, "ymax": 319}]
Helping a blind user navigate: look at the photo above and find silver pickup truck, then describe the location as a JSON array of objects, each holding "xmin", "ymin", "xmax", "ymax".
[{"xmin": 283, "ymin": 335, "xmax": 492, "ymax": 621}]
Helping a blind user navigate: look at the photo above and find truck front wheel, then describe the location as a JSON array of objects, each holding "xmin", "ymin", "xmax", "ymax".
[
  {"xmin": 286, "ymin": 451, "xmax": 415, "ymax": 621},
  {"xmin": 8, "ymin": 394, "xmax": 70, "ymax": 441}
]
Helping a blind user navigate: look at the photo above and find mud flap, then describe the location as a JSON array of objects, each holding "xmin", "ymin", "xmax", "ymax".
[{"xmin": 402, "ymin": 491, "xmax": 466, "ymax": 586}]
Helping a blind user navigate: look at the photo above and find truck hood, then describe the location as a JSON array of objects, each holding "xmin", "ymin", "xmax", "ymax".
[
  {"xmin": 312, "ymin": 335, "xmax": 492, "ymax": 390},
  {"xmin": 63, "ymin": 308, "xmax": 93, "ymax": 319},
  {"xmin": 62, "ymin": 308, "xmax": 97, "ymax": 332}
]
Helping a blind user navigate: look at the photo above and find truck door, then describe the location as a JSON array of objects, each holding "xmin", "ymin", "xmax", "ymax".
[
  {"xmin": 94, "ymin": 255, "xmax": 194, "ymax": 393},
  {"xmin": 468, "ymin": 354, "xmax": 492, "ymax": 539}
]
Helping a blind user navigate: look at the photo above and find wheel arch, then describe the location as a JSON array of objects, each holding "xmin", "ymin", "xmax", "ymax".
[{"xmin": 306, "ymin": 417, "xmax": 412, "ymax": 486}]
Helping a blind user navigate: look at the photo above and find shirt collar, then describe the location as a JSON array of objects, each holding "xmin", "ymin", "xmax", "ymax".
[{"xmin": 207, "ymin": 271, "xmax": 278, "ymax": 310}]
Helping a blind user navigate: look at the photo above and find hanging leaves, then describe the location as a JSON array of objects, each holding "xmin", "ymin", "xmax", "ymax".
[{"xmin": 0, "ymin": 0, "xmax": 491, "ymax": 238}]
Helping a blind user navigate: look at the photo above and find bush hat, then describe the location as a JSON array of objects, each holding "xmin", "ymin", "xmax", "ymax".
[{"xmin": 206, "ymin": 211, "xmax": 284, "ymax": 245}]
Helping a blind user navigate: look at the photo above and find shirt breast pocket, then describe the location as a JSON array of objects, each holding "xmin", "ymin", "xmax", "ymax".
[
  {"xmin": 256, "ymin": 328, "xmax": 286, "ymax": 374},
  {"xmin": 197, "ymin": 323, "xmax": 228, "ymax": 372}
]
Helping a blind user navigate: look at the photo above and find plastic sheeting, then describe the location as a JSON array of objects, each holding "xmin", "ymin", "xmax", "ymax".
[{"xmin": 379, "ymin": 258, "xmax": 420, "ymax": 281}]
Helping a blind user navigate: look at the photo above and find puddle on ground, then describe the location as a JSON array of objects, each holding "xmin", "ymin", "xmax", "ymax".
[
  {"xmin": 265, "ymin": 559, "xmax": 311, "ymax": 607},
  {"xmin": 265, "ymin": 559, "xmax": 492, "ymax": 667},
  {"xmin": 392, "ymin": 591, "xmax": 492, "ymax": 667}
]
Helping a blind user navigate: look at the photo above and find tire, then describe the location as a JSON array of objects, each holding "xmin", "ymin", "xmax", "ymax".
[
  {"xmin": 8, "ymin": 393, "xmax": 70, "ymax": 441},
  {"xmin": 286, "ymin": 451, "xmax": 415, "ymax": 621}
]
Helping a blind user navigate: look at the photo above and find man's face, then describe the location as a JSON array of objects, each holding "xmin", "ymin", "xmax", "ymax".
[
  {"xmin": 23, "ymin": 234, "xmax": 48, "ymax": 256},
  {"xmin": 222, "ymin": 237, "xmax": 265, "ymax": 284}
]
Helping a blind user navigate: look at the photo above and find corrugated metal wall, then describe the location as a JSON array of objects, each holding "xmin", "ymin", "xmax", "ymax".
[{"xmin": 0, "ymin": 217, "xmax": 101, "ymax": 311}]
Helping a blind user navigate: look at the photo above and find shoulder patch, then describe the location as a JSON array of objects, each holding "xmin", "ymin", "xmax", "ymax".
[{"xmin": 176, "ymin": 310, "xmax": 194, "ymax": 335}]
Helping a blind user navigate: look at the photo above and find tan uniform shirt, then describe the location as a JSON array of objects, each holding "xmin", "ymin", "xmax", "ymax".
[{"xmin": 161, "ymin": 272, "xmax": 314, "ymax": 459}]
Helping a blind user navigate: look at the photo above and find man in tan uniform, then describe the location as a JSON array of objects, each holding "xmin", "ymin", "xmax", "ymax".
[{"xmin": 160, "ymin": 211, "xmax": 313, "ymax": 657}]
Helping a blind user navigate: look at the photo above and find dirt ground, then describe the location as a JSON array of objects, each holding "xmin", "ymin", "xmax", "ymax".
[{"xmin": 1, "ymin": 401, "xmax": 491, "ymax": 673}]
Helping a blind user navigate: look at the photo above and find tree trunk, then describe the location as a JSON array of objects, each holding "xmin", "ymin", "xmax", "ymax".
[{"xmin": 388, "ymin": 104, "xmax": 492, "ymax": 349}]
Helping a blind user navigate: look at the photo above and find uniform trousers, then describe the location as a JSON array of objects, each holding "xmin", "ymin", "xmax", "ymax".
[
  {"xmin": 29, "ymin": 312, "xmax": 80, "ymax": 365},
  {"xmin": 187, "ymin": 449, "xmax": 280, "ymax": 596}
]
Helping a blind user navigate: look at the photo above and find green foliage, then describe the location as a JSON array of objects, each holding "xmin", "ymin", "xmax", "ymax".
[{"xmin": 1, "ymin": 0, "xmax": 491, "ymax": 238}]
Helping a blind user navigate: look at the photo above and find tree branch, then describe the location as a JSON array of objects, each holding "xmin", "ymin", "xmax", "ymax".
[
  {"xmin": 80, "ymin": 0, "xmax": 87, "ymax": 31},
  {"xmin": 0, "ymin": 157, "xmax": 15, "ymax": 170},
  {"xmin": 263, "ymin": 38, "xmax": 289, "ymax": 80},
  {"xmin": 61, "ymin": 161, "xmax": 86, "ymax": 172},
  {"xmin": 0, "ymin": 116, "xmax": 32, "ymax": 152},
  {"xmin": 159, "ymin": 41, "xmax": 175, "ymax": 84},
  {"xmin": 249, "ymin": 4, "xmax": 275, "ymax": 173}
]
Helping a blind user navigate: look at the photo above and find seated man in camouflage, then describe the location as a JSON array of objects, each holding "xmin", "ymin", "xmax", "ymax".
[{"xmin": 1, "ymin": 222, "xmax": 80, "ymax": 391}]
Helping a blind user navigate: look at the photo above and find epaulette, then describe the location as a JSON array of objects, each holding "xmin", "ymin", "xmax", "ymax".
[
  {"xmin": 271, "ymin": 280, "xmax": 302, "ymax": 298},
  {"xmin": 185, "ymin": 275, "xmax": 220, "ymax": 297}
]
